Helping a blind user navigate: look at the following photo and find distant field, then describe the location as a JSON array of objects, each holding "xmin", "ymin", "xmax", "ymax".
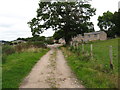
[
  {"xmin": 62, "ymin": 38, "xmax": 119, "ymax": 88},
  {"xmin": 2, "ymin": 48, "xmax": 49, "ymax": 88}
]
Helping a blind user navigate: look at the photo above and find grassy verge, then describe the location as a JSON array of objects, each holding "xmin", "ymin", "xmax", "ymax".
[
  {"xmin": 2, "ymin": 48, "xmax": 49, "ymax": 88},
  {"xmin": 61, "ymin": 38, "xmax": 119, "ymax": 88}
]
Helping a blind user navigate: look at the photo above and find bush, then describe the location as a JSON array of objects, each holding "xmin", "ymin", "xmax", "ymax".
[
  {"xmin": 2, "ymin": 45, "xmax": 15, "ymax": 55},
  {"xmin": 2, "ymin": 41, "xmax": 47, "ymax": 63},
  {"xmin": 29, "ymin": 41, "xmax": 46, "ymax": 48},
  {"xmin": 2, "ymin": 45, "xmax": 15, "ymax": 63},
  {"xmin": 14, "ymin": 41, "xmax": 46, "ymax": 52}
]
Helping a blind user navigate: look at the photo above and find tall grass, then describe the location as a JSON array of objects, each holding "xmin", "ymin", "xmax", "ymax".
[
  {"xmin": 2, "ymin": 42, "xmax": 47, "ymax": 63},
  {"xmin": 0, "ymin": 44, "xmax": 2, "ymax": 90},
  {"xmin": 2, "ymin": 45, "xmax": 15, "ymax": 63},
  {"xmin": 2, "ymin": 41, "xmax": 49, "ymax": 88},
  {"xmin": 2, "ymin": 48, "xmax": 49, "ymax": 88},
  {"xmin": 62, "ymin": 38, "xmax": 119, "ymax": 88}
]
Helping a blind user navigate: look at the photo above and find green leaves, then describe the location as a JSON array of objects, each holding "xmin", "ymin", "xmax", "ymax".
[
  {"xmin": 28, "ymin": 1, "xmax": 96, "ymax": 44},
  {"xmin": 98, "ymin": 11, "xmax": 120, "ymax": 37}
]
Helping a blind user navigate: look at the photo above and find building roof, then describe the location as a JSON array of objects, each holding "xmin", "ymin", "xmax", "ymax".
[{"xmin": 84, "ymin": 31, "xmax": 104, "ymax": 35}]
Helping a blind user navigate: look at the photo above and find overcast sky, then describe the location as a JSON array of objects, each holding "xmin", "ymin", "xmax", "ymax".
[{"xmin": 0, "ymin": 0, "xmax": 119, "ymax": 41}]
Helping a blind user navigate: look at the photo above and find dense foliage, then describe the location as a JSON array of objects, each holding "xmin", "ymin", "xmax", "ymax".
[
  {"xmin": 28, "ymin": 0, "xmax": 96, "ymax": 44},
  {"xmin": 17, "ymin": 35, "xmax": 54, "ymax": 44},
  {"xmin": 98, "ymin": 10, "xmax": 120, "ymax": 38}
]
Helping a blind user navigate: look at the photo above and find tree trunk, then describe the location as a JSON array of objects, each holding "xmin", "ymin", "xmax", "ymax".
[
  {"xmin": 64, "ymin": 35, "xmax": 71, "ymax": 45},
  {"xmin": 65, "ymin": 38, "xmax": 69, "ymax": 45}
]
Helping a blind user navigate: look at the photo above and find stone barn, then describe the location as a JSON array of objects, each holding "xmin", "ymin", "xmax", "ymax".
[
  {"xmin": 58, "ymin": 31, "xmax": 107, "ymax": 45},
  {"xmin": 83, "ymin": 31, "xmax": 107, "ymax": 42},
  {"xmin": 71, "ymin": 31, "xmax": 107, "ymax": 43}
]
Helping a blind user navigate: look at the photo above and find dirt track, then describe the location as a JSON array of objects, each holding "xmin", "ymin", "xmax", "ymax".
[{"xmin": 20, "ymin": 45, "xmax": 84, "ymax": 88}]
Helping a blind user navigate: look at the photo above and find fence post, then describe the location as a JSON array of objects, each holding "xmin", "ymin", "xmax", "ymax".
[
  {"xmin": 74, "ymin": 42, "xmax": 76, "ymax": 49},
  {"xmin": 70, "ymin": 42, "xmax": 72, "ymax": 46},
  {"xmin": 90, "ymin": 44, "xmax": 93, "ymax": 59},
  {"xmin": 76, "ymin": 42, "xmax": 78, "ymax": 49},
  {"xmin": 82, "ymin": 44, "xmax": 84, "ymax": 53},
  {"xmin": 90, "ymin": 44, "xmax": 93, "ymax": 55},
  {"xmin": 109, "ymin": 46, "xmax": 113, "ymax": 69},
  {"xmin": 76, "ymin": 42, "xmax": 79, "ymax": 55},
  {"xmin": 73, "ymin": 42, "xmax": 75, "ymax": 49},
  {"xmin": 75, "ymin": 42, "xmax": 77, "ymax": 49}
]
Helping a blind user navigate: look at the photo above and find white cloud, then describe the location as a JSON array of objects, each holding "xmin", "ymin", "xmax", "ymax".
[
  {"xmin": 0, "ymin": 0, "xmax": 39, "ymax": 41},
  {"xmin": 41, "ymin": 28, "xmax": 55, "ymax": 36}
]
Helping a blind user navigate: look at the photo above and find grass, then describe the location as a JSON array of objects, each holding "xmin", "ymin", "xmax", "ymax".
[
  {"xmin": 2, "ymin": 48, "xmax": 49, "ymax": 88},
  {"xmin": 61, "ymin": 38, "xmax": 119, "ymax": 88},
  {"xmin": 0, "ymin": 45, "xmax": 2, "ymax": 89}
]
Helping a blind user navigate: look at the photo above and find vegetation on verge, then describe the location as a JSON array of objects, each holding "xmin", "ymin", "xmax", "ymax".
[
  {"xmin": 61, "ymin": 38, "xmax": 118, "ymax": 88},
  {"xmin": 2, "ymin": 44, "xmax": 49, "ymax": 88}
]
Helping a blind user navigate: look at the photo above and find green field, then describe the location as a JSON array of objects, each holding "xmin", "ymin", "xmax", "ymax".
[
  {"xmin": 2, "ymin": 48, "xmax": 49, "ymax": 88},
  {"xmin": 62, "ymin": 38, "xmax": 119, "ymax": 88}
]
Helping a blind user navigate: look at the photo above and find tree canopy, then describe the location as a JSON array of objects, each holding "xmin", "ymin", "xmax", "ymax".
[
  {"xmin": 112, "ymin": 11, "xmax": 120, "ymax": 37},
  {"xmin": 98, "ymin": 11, "xmax": 120, "ymax": 38},
  {"xmin": 53, "ymin": 30, "xmax": 64, "ymax": 40},
  {"xmin": 28, "ymin": 0, "xmax": 96, "ymax": 44}
]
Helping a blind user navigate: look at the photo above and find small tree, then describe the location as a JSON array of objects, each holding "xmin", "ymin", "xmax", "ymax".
[
  {"xmin": 112, "ymin": 11, "xmax": 120, "ymax": 37},
  {"xmin": 98, "ymin": 11, "xmax": 120, "ymax": 38},
  {"xmin": 97, "ymin": 11, "xmax": 115, "ymax": 37}
]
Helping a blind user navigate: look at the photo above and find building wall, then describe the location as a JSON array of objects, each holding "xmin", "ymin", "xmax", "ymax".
[
  {"xmin": 59, "ymin": 31, "xmax": 107, "ymax": 44},
  {"xmin": 99, "ymin": 31, "xmax": 107, "ymax": 40},
  {"xmin": 71, "ymin": 31, "xmax": 107, "ymax": 43}
]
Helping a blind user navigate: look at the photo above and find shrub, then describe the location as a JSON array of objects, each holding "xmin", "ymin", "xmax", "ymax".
[
  {"xmin": 2, "ymin": 45, "xmax": 15, "ymax": 55},
  {"xmin": 29, "ymin": 41, "xmax": 46, "ymax": 48},
  {"xmin": 2, "ymin": 41, "xmax": 47, "ymax": 63},
  {"xmin": 2, "ymin": 45, "xmax": 15, "ymax": 63}
]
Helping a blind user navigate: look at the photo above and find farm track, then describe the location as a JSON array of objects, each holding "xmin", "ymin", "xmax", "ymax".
[{"xmin": 20, "ymin": 45, "xmax": 84, "ymax": 88}]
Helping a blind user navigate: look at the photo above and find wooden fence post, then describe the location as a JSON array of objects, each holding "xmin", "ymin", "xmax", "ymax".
[
  {"xmin": 78, "ymin": 42, "xmax": 80, "ymax": 55},
  {"xmin": 76, "ymin": 42, "xmax": 78, "ymax": 49},
  {"xmin": 90, "ymin": 44, "xmax": 93, "ymax": 55},
  {"xmin": 82, "ymin": 44, "xmax": 84, "ymax": 53},
  {"xmin": 75, "ymin": 42, "xmax": 77, "ymax": 49},
  {"xmin": 73, "ymin": 42, "xmax": 75, "ymax": 49},
  {"xmin": 70, "ymin": 42, "xmax": 72, "ymax": 46},
  {"xmin": 109, "ymin": 46, "xmax": 113, "ymax": 69},
  {"xmin": 74, "ymin": 42, "xmax": 76, "ymax": 49},
  {"xmin": 90, "ymin": 44, "xmax": 93, "ymax": 59}
]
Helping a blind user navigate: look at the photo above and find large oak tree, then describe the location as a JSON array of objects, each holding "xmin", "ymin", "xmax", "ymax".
[{"xmin": 28, "ymin": 0, "xmax": 96, "ymax": 44}]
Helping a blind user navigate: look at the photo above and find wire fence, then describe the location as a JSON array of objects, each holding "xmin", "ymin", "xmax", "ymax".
[{"xmin": 69, "ymin": 42, "xmax": 118, "ymax": 71}]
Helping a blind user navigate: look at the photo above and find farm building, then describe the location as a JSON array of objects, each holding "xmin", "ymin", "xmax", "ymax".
[
  {"xmin": 72, "ymin": 31, "xmax": 107, "ymax": 43},
  {"xmin": 84, "ymin": 31, "xmax": 107, "ymax": 41},
  {"xmin": 58, "ymin": 31, "xmax": 107, "ymax": 44}
]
